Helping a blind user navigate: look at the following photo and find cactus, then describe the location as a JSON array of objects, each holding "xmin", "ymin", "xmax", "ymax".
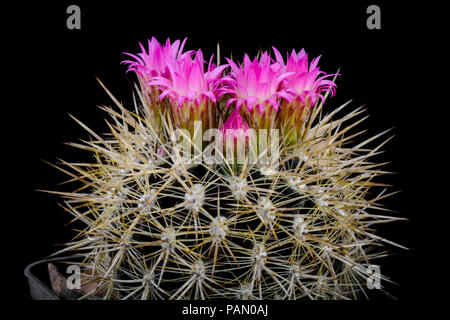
[{"xmin": 46, "ymin": 38, "xmax": 404, "ymax": 300}]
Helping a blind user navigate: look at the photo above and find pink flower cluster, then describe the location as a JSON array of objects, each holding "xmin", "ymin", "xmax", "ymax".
[
  {"xmin": 122, "ymin": 37, "xmax": 337, "ymax": 136},
  {"xmin": 123, "ymin": 37, "xmax": 227, "ymax": 131},
  {"xmin": 122, "ymin": 37, "xmax": 227, "ymax": 107},
  {"xmin": 217, "ymin": 48, "xmax": 337, "ymax": 114}
]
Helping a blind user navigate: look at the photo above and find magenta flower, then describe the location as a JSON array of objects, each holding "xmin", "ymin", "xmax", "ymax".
[
  {"xmin": 220, "ymin": 109, "xmax": 250, "ymax": 140},
  {"xmin": 122, "ymin": 37, "xmax": 191, "ymax": 83},
  {"xmin": 272, "ymin": 47, "xmax": 337, "ymax": 105},
  {"xmin": 148, "ymin": 50, "xmax": 228, "ymax": 132},
  {"xmin": 122, "ymin": 37, "xmax": 192, "ymax": 131},
  {"xmin": 272, "ymin": 47, "xmax": 338, "ymax": 145},
  {"xmin": 149, "ymin": 50, "xmax": 225, "ymax": 107},
  {"xmin": 218, "ymin": 52, "xmax": 293, "ymax": 130},
  {"xmin": 220, "ymin": 110, "xmax": 254, "ymax": 164}
]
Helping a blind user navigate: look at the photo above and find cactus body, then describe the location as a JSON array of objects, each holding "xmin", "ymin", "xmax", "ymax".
[{"xmin": 47, "ymin": 40, "xmax": 404, "ymax": 300}]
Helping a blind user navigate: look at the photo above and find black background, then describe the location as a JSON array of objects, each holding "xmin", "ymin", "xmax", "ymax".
[{"xmin": 13, "ymin": 0, "xmax": 440, "ymax": 316}]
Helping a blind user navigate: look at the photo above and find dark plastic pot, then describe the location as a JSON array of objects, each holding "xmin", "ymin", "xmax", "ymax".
[{"xmin": 24, "ymin": 255, "xmax": 84, "ymax": 300}]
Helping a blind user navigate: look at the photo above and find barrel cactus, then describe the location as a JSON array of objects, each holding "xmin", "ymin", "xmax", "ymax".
[{"xmin": 47, "ymin": 37, "xmax": 404, "ymax": 300}]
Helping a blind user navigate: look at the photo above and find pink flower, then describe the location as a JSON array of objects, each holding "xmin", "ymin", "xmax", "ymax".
[
  {"xmin": 272, "ymin": 47, "xmax": 337, "ymax": 105},
  {"xmin": 121, "ymin": 38, "xmax": 193, "ymax": 131},
  {"xmin": 220, "ymin": 110, "xmax": 250, "ymax": 140},
  {"xmin": 122, "ymin": 37, "xmax": 192, "ymax": 83},
  {"xmin": 147, "ymin": 50, "xmax": 228, "ymax": 132},
  {"xmin": 218, "ymin": 52, "xmax": 293, "ymax": 115},
  {"xmin": 148, "ymin": 50, "xmax": 227, "ymax": 107},
  {"xmin": 220, "ymin": 110, "xmax": 254, "ymax": 162},
  {"xmin": 272, "ymin": 47, "xmax": 338, "ymax": 145}
]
